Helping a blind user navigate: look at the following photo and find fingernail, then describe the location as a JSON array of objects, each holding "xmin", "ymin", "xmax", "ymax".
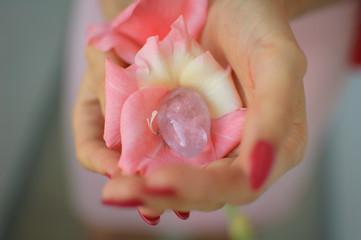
[
  {"xmin": 250, "ymin": 140, "xmax": 275, "ymax": 190},
  {"xmin": 137, "ymin": 210, "xmax": 160, "ymax": 226},
  {"xmin": 143, "ymin": 186, "xmax": 176, "ymax": 196},
  {"xmin": 106, "ymin": 173, "xmax": 112, "ymax": 179},
  {"xmin": 173, "ymin": 210, "xmax": 190, "ymax": 220},
  {"xmin": 102, "ymin": 199, "xmax": 144, "ymax": 208}
]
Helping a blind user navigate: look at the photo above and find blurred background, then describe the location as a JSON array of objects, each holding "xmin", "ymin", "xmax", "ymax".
[{"xmin": 0, "ymin": 0, "xmax": 360, "ymax": 239}]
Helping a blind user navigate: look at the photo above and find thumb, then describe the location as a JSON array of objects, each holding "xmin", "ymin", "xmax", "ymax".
[{"xmin": 236, "ymin": 41, "xmax": 307, "ymax": 191}]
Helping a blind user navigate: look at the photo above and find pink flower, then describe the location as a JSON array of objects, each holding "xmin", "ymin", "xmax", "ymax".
[
  {"xmin": 104, "ymin": 17, "xmax": 246, "ymax": 176},
  {"xmin": 87, "ymin": 0, "xmax": 208, "ymax": 64}
]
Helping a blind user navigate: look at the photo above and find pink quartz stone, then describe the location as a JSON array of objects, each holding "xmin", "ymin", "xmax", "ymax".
[{"xmin": 157, "ymin": 87, "xmax": 211, "ymax": 158}]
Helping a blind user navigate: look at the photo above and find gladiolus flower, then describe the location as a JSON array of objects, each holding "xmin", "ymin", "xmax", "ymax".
[
  {"xmin": 103, "ymin": 17, "xmax": 246, "ymax": 176},
  {"xmin": 87, "ymin": 0, "xmax": 208, "ymax": 63}
]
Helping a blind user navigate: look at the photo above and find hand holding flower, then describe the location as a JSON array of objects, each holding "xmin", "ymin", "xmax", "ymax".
[
  {"xmin": 73, "ymin": 0, "xmax": 308, "ymax": 224},
  {"xmin": 73, "ymin": 0, "xmax": 207, "ymax": 177}
]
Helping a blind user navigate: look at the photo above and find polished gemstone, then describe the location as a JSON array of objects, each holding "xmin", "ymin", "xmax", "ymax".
[{"xmin": 157, "ymin": 87, "xmax": 211, "ymax": 158}]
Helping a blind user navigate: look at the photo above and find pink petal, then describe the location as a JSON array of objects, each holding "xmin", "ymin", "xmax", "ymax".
[
  {"xmin": 86, "ymin": 0, "xmax": 139, "ymax": 50},
  {"xmin": 119, "ymin": 87, "xmax": 216, "ymax": 176},
  {"xmin": 180, "ymin": 51, "xmax": 243, "ymax": 118},
  {"xmin": 211, "ymin": 108, "xmax": 247, "ymax": 159},
  {"xmin": 135, "ymin": 36, "xmax": 174, "ymax": 88},
  {"xmin": 114, "ymin": 0, "xmax": 207, "ymax": 43},
  {"xmin": 118, "ymin": 87, "xmax": 169, "ymax": 173},
  {"xmin": 113, "ymin": 39, "xmax": 143, "ymax": 64},
  {"xmin": 162, "ymin": 16, "xmax": 201, "ymax": 52},
  {"xmin": 135, "ymin": 17, "xmax": 203, "ymax": 89},
  {"xmin": 104, "ymin": 58, "xmax": 138, "ymax": 149},
  {"xmin": 87, "ymin": 25, "xmax": 142, "ymax": 63},
  {"xmin": 86, "ymin": 23, "xmax": 111, "ymax": 46},
  {"xmin": 87, "ymin": 0, "xmax": 207, "ymax": 63}
]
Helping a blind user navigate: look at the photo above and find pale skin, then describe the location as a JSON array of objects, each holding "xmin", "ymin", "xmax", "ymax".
[{"xmin": 73, "ymin": 0, "xmax": 353, "ymax": 221}]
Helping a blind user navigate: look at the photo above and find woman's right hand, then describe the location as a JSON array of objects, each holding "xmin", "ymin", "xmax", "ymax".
[{"xmin": 72, "ymin": 46, "xmax": 125, "ymax": 178}]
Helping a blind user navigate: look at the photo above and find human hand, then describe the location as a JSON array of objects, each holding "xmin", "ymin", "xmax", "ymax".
[
  {"xmin": 72, "ymin": 46, "xmax": 126, "ymax": 178},
  {"xmin": 101, "ymin": 0, "xmax": 307, "ymax": 221},
  {"xmin": 74, "ymin": 0, "xmax": 308, "ymax": 225}
]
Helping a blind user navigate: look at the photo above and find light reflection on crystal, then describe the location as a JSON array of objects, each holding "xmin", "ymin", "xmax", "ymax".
[{"xmin": 157, "ymin": 87, "xmax": 211, "ymax": 158}]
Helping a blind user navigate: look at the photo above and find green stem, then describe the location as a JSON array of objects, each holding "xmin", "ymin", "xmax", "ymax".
[{"xmin": 225, "ymin": 205, "xmax": 255, "ymax": 240}]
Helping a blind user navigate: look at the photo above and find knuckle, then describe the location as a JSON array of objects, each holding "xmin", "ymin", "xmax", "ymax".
[{"xmin": 262, "ymin": 37, "xmax": 307, "ymax": 78}]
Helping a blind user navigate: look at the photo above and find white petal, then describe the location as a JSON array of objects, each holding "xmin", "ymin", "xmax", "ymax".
[
  {"xmin": 135, "ymin": 36, "xmax": 177, "ymax": 89},
  {"xmin": 180, "ymin": 51, "xmax": 242, "ymax": 118},
  {"xmin": 135, "ymin": 17, "xmax": 203, "ymax": 89}
]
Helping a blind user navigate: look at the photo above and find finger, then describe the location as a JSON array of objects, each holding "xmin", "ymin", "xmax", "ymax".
[
  {"xmin": 173, "ymin": 210, "xmax": 190, "ymax": 220},
  {"xmin": 202, "ymin": 0, "xmax": 308, "ymax": 191},
  {"xmin": 102, "ymin": 174, "xmax": 145, "ymax": 206},
  {"xmin": 102, "ymin": 175, "xmax": 164, "ymax": 225},
  {"xmin": 230, "ymin": 40, "xmax": 307, "ymax": 193},
  {"xmin": 208, "ymin": 0, "xmax": 308, "ymax": 191},
  {"xmin": 137, "ymin": 207, "xmax": 163, "ymax": 226},
  {"xmin": 141, "ymin": 159, "xmax": 258, "ymax": 211},
  {"xmin": 72, "ymin": 68, "xmax": 121, "ymax": 177}
]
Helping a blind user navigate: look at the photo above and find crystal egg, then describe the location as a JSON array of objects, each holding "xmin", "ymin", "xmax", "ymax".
[{"xmin": 157, "ymin": 87, "xmax": 211, "ymax": 158}]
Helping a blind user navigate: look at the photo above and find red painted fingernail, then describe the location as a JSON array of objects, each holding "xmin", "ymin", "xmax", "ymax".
[
  {"xmin": 101, "ymin": 199, "xmax": 144, "ymax": 208},
  {"xmin": 143, "ymin": 186, "xmax": 176, "ymax": 196},
  {"xmin": 106, "ymin": 173, "xmax": 112, "ymax": 179},
  {"xmin": 250, "ymin": 140, "xmax": 275, "ymax": 190},
  {"xmin": 137, "ymin": 210, "xmax": 160, "ymax": 226},
  {"xmin": 173, "ymin": 210, "xmax": 190, "ymax": 220}
]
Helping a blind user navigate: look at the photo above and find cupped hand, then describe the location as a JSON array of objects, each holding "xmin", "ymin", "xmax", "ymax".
[
  {"xmin": 72, "ymin": 46, "xmax": 125, "ymax": 177},
  {"xmin": 73, "ymin": 0, "xmax": 308, "ymax": 224}
]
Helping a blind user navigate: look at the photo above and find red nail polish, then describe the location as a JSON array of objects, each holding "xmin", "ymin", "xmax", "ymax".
[
  {"xmin": 143, "ymin": 186, "xmax": 176, "ymax": 196},
  {"xmin": 102, "ymin": 199, "xmax": 144, "ymax": 208},
  {"xmin": 250, "ymin": 140, "xmax": 275, "ymax": 190},
  {"xmin": 137, "ymin": 210, "xmax": 160, "ymax": 226},
  {"xmin": 106, "ymin": 173, "xmax": 112, "ymax": 179},
  {"xmin": 173, "ymin": 210, "xmax": 190, "ymax": 220}
]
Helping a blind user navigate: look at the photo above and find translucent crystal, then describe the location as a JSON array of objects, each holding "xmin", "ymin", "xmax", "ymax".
[{"xmin": 157, "ymin": 87, "xmax": 211, "ymax": 158}]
